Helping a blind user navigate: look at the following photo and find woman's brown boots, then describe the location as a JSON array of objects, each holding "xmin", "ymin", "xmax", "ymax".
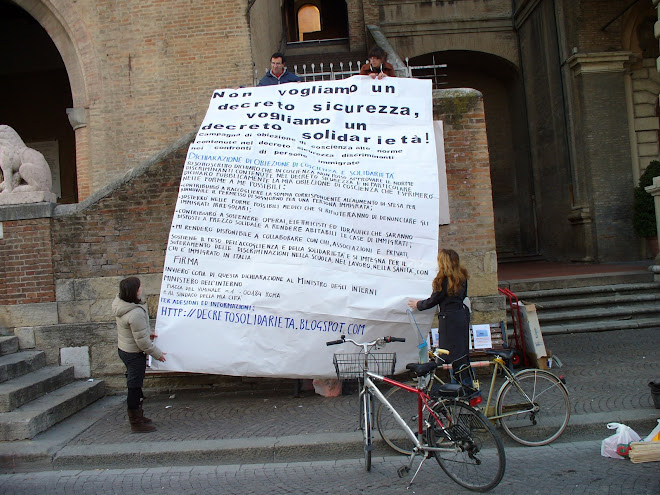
[
  {"xmin": 127, "ymin": 408, "xmax": 156, "ymax": 433},
  {"xmin": 138, "ymin": 405, "xmax": 153, "ymax": 423}
]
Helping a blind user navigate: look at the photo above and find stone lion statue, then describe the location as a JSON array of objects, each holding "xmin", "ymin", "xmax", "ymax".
[{"xmin": 0, "ymin": 125, "xmax": 53, "ymax": 194}]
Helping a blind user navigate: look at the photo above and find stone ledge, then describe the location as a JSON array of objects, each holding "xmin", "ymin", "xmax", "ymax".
[
  {"xmin": 0, "ymin": 303, "xmax": 58, "ymax": 329},
  {"xmin": 0, "ymin": 202, "xmax": 56, "ymax": 221},
  {"xmin": 53, "ymin": 130, "xmax": 195, "ymax": 218}
]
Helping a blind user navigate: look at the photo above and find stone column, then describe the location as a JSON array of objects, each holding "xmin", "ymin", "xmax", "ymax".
[
  {"xmin": 66, "ymin": 107, "xmax": 90, "ymax": 200},
  {"xmin": 567, "ymin": 51, "xmax": 638, "ymax": 261},
  {"xmin": 646, "ymin": 176, "xmax": 660, "ymax": 261}
]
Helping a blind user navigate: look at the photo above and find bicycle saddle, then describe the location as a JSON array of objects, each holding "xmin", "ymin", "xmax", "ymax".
[
  {"xmin": 405, "ymin": 361, "xmax": 438, "ymax": 377},
  {"xmin": 485, "ymin": 348, "xmax": 516, "ymax": 361},
  {"xmin": 430, "ymin": 382, "xmax": 478, "ymax": 399}
]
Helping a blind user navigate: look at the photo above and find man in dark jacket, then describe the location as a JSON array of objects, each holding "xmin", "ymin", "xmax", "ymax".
[{"xmin": 258, "ymin": 52, "xmax": 301, "ymax": 86}]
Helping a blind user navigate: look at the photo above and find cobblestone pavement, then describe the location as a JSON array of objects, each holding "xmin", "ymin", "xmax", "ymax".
[
  {"xmin": 69, "ymin": 328, "xmax": 659, "ymax": 446},
  {"xmin": 0, "ymin": 440, "xmax": 657, "ymax": 495}
]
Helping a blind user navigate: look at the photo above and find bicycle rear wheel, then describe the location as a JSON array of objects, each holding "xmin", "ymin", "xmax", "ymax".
[
  {"xmin": 361, "ymin": 391, "xmax": 373, "ymax": 471},
  {"xmin": 376, "ymin": 381, "xmax": 418, "ymax": 455},
  {"xmin": 497, "ymin": 369, "xmax": 570, "ymax": 446},
  {"xmin": 427, "ymin": 400, "xmax": 505, "ymax": 492}
]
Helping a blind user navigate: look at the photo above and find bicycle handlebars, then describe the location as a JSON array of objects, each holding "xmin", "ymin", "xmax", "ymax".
[{"xmin": 325, "ymin": 335, "xmax": 406, "ymax": 346}]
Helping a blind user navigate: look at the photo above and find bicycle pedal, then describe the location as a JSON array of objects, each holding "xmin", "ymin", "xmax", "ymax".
[{"xmin": 397, "ymin": 466, "xmax": 410, "ymax": 478}]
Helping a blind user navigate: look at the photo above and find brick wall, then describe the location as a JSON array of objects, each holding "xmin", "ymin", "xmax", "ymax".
[
  {"xmin": 577, "ymin": 1, "xmax": 628, "ymax": 52},
  {"xmin": 346, "ymin": 0, "xmax": 367, "ymax": 52},
  {"xmin": 43, "ymin": 0, "xmax": 255, "ymax": 199},
  {"xmin": 52, "ymin": 139, "xmax": 191, "ymax": 280},
  {"xmin": 433, "ymin": 90, "xmax": 500, "ymax": 309},
  {"xmin": 0, "ymin": 217, "xmax": 55, "ymax": 306},
  {"xmin": 439, "ymin": 109, "xmax": 494, "ymax": 254}
]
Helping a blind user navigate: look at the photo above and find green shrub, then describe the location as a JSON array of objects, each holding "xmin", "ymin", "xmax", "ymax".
[{"xmin": 633, "ymin": 160, "xmax": 660, "ymax": 238}]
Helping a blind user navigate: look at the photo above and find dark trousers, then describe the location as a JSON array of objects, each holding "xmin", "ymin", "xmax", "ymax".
[{"xmin": 118, "ymin": 348, "xmax": 146, "ymax": 410}]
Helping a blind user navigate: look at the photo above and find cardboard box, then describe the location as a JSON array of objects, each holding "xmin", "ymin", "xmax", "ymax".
[
  {"xmin": 536, "ymin": 351, "xmax": 553, "ymax": 370},
  {"xmin": 516, "ymin": 302, "xmax": 550, "ymax": 369}
]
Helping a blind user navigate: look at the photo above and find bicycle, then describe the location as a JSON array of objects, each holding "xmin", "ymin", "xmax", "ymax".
[
  {"xmin": 327, "ymin": 334, "xmax": 505, "ymax": 492},
  {"xmin": 377, "ymin": 347, "xmax": 570, "ymax": 454}
]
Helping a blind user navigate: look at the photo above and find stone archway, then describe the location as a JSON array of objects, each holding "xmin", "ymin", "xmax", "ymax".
[
  {"xmin": 3, "ymin": 0, "xmax": 100, "ymax": 201},
  {"xmin": 408, "ymin": 50, "xmax": 537, "ymax": 260},
  {"xmin": 0, "ymin": 1, "xmax": 76, "ymax": 202}
]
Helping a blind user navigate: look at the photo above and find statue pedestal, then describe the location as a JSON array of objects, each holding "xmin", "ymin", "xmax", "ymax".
[{"xmin": 0, "ymin": 192, "xmax": 57, "ymax": 205}]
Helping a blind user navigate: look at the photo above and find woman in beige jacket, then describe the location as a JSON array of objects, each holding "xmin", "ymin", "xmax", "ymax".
[{"xmin": 112, "ymin": 277, "xmax": 167, "ymax": 433}]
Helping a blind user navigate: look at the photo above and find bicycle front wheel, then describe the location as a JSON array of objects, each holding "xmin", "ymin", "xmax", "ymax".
[
  {"xmin": 376, "ymin": 381, "xmax": 418, "ymax": 455},
  {"xmin": 361, "ymin": 391, "xmax": 373, "ymax": 471},
  {"xmin": 497, "ymin": 369, "xmax": 570, "ymax": 446},
  {"xmin": 428, "ymin": 400, "xmax": 505, "ymax": 492}
]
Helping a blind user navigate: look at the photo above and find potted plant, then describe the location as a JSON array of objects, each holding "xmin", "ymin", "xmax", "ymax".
[{"xmin": 633, "ymin": 160, "xmax": 660, "ymax": 258}]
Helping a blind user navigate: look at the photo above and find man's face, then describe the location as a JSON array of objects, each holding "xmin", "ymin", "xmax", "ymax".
[{"xmin": 271, "ymin": 57, "xmax": 284, "ymax": 76}]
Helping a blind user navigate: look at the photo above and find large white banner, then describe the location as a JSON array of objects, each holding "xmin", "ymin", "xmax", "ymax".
[{"xmin": 152, "ymin": 77, "xmax": 443, "ymax": 378}]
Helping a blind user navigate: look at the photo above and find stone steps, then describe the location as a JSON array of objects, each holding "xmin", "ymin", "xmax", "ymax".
[
  {"xmin": 0, "ymin": 335, "xmax": 105, "ymax": 440},
  {"xmin": 0, "ymin": 365, "xmax": 75, "ymax": 412},
  {"xmin": 531, "ymin": 291, "xmax": 660, "ymax": 309},
  {"xmin": 502, "ymin": 271, "xmax": 653, "ymax": 292},
  {"xmin": 0, "ymin": 351, "xmax": 46, "ymax": 384},
  {"xmin": 500, "ymin": 271, "xmax": 660, "ymax": 336},
  {"xmin": 515, "ymin": 282, "xmax": 660, "ymax": 303},
  {"xmin": 540, "ymin": 317, "xmax": 660, "ymax": 335},
  {"xmin": 0, "ymin": 337, "xmax": 19, "ymax": 357},
  {"xmin": 0, "ymin": 380, "xmax": 105, "ymax": 441},
  {"xmin": 536, "ymin": 301, "xmax": 659, "ymax": 323}
]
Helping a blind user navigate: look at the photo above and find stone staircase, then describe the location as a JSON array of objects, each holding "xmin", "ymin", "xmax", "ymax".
[
  {"xmin": 499, "ymin": 270, "xmax": 660, "ymax": 335},
  {"xmin": 0, "ymin": 336, "xmax": 105, "ymax": 441}
]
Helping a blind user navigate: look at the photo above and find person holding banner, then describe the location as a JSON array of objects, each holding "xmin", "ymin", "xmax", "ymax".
[
  {"xmin": 359, "ymin": 46, "xmax": 396, "ymax": 79},
  {"xmin": 258, "ymin": 52, "xmax": 302, "ymax": 86},
  {"xmin": 407, "ymin": 249, "xmax": 473, "ymax": 386},
  {"xmin": 113, "ymin": 277, "xmax": 167, "ymax": 433}
]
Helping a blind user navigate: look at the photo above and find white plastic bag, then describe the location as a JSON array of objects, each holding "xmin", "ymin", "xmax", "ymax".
[
  {"xmin": 312, "ymin": 378, "xmax": 342, "ymax": 397},
  {"xmin": 600, "ymin": 422, "xmax": 642, "ymax": 459}
]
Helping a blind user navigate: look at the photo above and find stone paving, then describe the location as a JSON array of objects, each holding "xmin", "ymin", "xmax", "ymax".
[
  {"xmin": 0, "ymin": 440, "xmax": 658, "ymax": 494},
  {"xmin": 68, "ymin": 328, "xmax": 658, "ymax": 445},
  {"xmin": 0, "ymin": 327, "xmax": 657, "ymax": 473}
]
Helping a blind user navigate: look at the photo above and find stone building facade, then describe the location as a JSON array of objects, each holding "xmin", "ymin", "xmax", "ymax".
[
  {"xmin": 3, "ymin": 0, "xmax": 656, "ymax": 259},
  {"xmin": 1, "ymin": 0, "xmax": 658, "ymax": 388}
]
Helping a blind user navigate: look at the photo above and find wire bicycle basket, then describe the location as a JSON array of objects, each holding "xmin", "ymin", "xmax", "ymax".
[{"xmin": 333, "ymin": 353, "xmax": 396, "ymax": 381}]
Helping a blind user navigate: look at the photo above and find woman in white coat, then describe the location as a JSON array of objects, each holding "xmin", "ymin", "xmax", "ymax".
[{"xmin": 112, "ymin": 277, "xmax": 167, "ymax": 433}]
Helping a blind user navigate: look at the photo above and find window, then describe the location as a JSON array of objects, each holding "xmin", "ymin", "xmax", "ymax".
[{"xmin": 298, "ymin": 4, "xmax": 321, "ymax": 41}]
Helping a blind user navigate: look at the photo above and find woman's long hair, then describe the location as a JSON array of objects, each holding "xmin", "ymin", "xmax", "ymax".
[
  {"xmin": 119, "ymin": 276, "xmax": 141, "ymax": 304},
  {"xmin": 431, "ymin": 249, "xmax": 468, "ymax": 295}
]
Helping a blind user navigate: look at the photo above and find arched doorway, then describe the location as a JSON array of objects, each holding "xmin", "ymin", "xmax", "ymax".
[
  {"xmin": 0, "ymin": 0, "xmax": 77, "ymax": 203},
  {"xmin": 409, "ymin": 50, "xmax": 537, "ymax": 259}
]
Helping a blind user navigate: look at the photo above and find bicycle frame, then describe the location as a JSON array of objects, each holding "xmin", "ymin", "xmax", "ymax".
[
  {"xmin": 330, "ymin": 335, "xmax": 506, "ymax": 490},
  {"xmin": 480, "ymin": 356, "xmax": 534, "ymax": 421},
  {"xmin": 364, "ymin": 369, "xmax": 454, "ymax": 454}
]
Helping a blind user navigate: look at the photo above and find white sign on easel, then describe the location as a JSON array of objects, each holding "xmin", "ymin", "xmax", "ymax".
[{"xmin": 471, "ymin": 324, "xmax": 493, "ymax": 350}]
